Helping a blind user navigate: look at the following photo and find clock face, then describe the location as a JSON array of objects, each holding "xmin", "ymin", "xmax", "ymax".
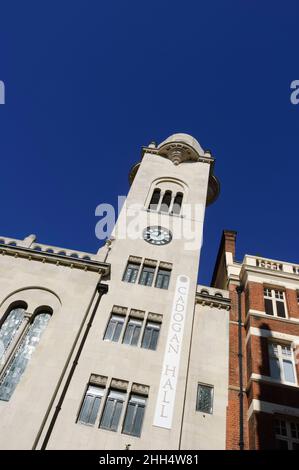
[{"xmin": 143, "ymin": 226, "xmax": 172, "ymax": 246}]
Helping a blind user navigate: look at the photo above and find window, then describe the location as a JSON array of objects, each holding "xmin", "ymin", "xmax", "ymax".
[
  {"xmin": 196, "ymin": 384, "xmax": 213, "ymax": 414},
  {"xmin": 0, "ymin": 307, "xmax": 26, "ymax": 362},
  {"xmin": 104, "ymin": 314, "xmax": 125, "ymax": 342},
  {"xmin": 264, "ymin": 288, "xmax": 287, "ymax": 318},
  {"xmin": 0, "ymin": 312, "xmax": 51, "ymax": 401},
  {"xmin": 78, "ymin": 385, "xmax": 104, "ymax": 426},
  {"xmin": 122, "ymin": 263, "xmax": 140, "ymax": 284},
  {"xmin": 275, "ymin": 418, "xmax": 299, "ymax": 449},
  {"xmin": 122, "ymin": 318, "xmax": 142, "ymax": 346},
  {"xmin": 148, "ymin": 188, "xmax": 161, "ymax": 211},
  {"xmin": 269, "ymin": 343, "xmax": 296, "ymax": 384},
  {"xmin": 171, "ymin": 192, "xmax": 183, "ymax": 215},
  {"xmin": 100, "ymin": 389, "xmax": 125, "ymax": 431},
  {"xmin": 155, "ymin": 268, "xmax": 171, "ymax": 289},
  {"xmin": 160, "ymin": 191, "xmax": 172, "ymax": 213},
  {"xmin": 141, "ymin": 321, "xmax": 160, "ymax": 350},
  {"xmin": 123, "ymin": 394, "xmax": 147, "ymax": 437},
  {"xmin": 138, "ymin": 265, "xmax": 155, "ymax": 287}
]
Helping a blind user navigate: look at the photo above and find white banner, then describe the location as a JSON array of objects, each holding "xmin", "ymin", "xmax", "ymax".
[{"xmin": 153, "ymin": 275, "xmax": 190, "ymax": 429}]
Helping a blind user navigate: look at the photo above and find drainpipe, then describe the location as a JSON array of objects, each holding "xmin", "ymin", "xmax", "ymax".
[
  {"xmin": 236, "ymin": 285, "xmax": 244, "ymax": 451},
  {"xmin": 39, "ymin": 282, "xmax": 108, "ymax": 450}
]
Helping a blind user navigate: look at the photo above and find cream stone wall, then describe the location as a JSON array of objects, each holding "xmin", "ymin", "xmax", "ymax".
[
  {"xmin": 44, "ymin": 138, "xmax": 221, "ymax": 450},
  {"xmin": 180, "ymin": 286, "xmax": 230, "ymax": 449},
  {"xmin": 0, "ymin": 249, "xmax": 107, "ymax": 450}
]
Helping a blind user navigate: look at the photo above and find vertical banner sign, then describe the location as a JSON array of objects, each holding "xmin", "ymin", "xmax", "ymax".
[{"xmin": 153, "ymin": 275, "xmax": 190, "ymax": 429}]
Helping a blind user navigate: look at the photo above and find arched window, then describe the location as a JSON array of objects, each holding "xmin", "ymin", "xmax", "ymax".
[
  {"xmin": 0, "ymin": 311, "xmax": 51, "ymax": 401},
  {"xmin": 172, "ymin": 192, "xmax": 183, "ymax": 215},
  {"xmin": 160, "ymin": 191, "xmax": 172, "ymax": 213},
  {"xmin": 147, "ymin": 179, "xmax": 186, "ymax": 215},
  {"xmin": 200, "ymin": 289, "xmax": 209, "ymax": 296},
  {"xmin": 148, "ymin": 188, "xmax": 161, "ymax": 211},
  {"xmin": 0, "ymin": 306, "xmax": 26, "ymax": 363}
]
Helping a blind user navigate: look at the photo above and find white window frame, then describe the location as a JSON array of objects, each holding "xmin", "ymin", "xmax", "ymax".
[
  {"xmin": 268, "ymin": 342, "xmax": 297, "ymax": 385},
  {"xmin": 263, "ymin": 288, "xmax": 288, "ymax": 318},
  {"xmin": 275, "ymin": 418, "xmax": 299, "ymax": 449}
]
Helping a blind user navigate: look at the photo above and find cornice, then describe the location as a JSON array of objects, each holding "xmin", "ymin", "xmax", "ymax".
[
  {"xmin": 0, "ymin": 243, "xmax": 110, "ymax": 276},
  {"xmin": 195, "ymin": 292, "xmax": 231, "ymax": 310}
]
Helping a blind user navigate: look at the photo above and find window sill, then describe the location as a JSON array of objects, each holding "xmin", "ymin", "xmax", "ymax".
[
  {"xmin": 143, "ymin": 208, "xmax": 185, "ymax": 219},
  {"xmin": 245, "ymin": 310, "xmax": 299, "ymax": 326},
  {"xmin": 249, "ymin": 373, "xmax": 298, "ymax": 389}
]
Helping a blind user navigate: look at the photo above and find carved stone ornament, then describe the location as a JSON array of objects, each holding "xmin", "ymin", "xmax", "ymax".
[{"xmin": 131, "ymin": 383, "xmax": 149, "ymax": 396}]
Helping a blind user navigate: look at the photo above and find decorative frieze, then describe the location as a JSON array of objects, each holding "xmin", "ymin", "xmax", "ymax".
[
  {"xmin": 110, "ymin": 378, "xmax": 129, "ymax": 391},
  {"xmin": 90, "ymin": 374, "xmax": 107, "ymax": 387},
  {"xmin": 131, "ymin": 383, "xmax": 149, "ymax": 396}
]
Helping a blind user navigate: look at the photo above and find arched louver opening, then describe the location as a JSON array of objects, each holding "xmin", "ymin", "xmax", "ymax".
[
  {"xmin": 148, "ymin": 188, "xmax": 161, "ymax": 211},
  {"xmin": 172, "ymin": 192, "xmax": 183, "ymax": 215},
  {"xmin": 160, "ymin": 191, "xmax": 172, "ymax": 213},
  {"xmin": 0, "ymin": 307, "xmax": 26, "ymax": 363},
  {"xmin": 0, "ymin": 312, "xmax": 51, "ymax": 401}
]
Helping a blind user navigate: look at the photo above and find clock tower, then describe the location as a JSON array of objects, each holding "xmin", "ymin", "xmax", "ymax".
[{"xmin": 42, "ymin": 133, "xmax": 222, "ymax": 450}]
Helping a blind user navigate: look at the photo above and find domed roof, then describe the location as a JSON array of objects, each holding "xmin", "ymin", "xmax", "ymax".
[{"xmin": 158, "ymin": 133, "xmax": 205, "ymax": 157}]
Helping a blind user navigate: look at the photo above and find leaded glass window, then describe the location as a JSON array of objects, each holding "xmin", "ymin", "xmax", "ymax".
[
  {"xmin": 196, "ymin": 384, "xmax": 213, "ymax": 414},
  {"xmin": 0, "ymin": 312, "xmax": 51, "ymax": 401},
  {"xmin": 0, "ymin": 308, "xmax": 25, "ymax": 363}
]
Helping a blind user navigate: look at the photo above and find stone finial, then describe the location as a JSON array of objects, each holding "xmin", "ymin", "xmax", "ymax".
[{"xmin": 20, "ymin": 234, "xmax": 36, "ymax": 248}]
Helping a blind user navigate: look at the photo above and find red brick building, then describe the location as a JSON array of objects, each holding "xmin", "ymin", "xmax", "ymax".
[{"xmin": 212, "ymin": 230, "xmax": 299, "ymax": 450}]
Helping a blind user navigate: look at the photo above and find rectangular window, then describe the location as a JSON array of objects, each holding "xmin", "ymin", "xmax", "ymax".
[
  {"xmin": 263, "ymin": 288, "xmax": 287, "ymax": 318},
  {"xmin": 155, "ymin": 268, "xmax": 171, "ymax": 289},
  {"xmin": 196, "ymin": 384, "xmax": 213, "ymax": 414},
  {"xmin": 104, "ymin": 314, "xmax": 125, "ymax": 342},
  {"xmin": 78, "ymin": 385, "xmax": 104, "ymax": 426},
  {"xmin": 100, "ymin": 389, "xmax": 125, "ymax": 432},
  {"xmin": 269, "ymin": 343, "xmax": 296, "ymax": 384},
  {"xmin": 141, "ymin": 321, "xmax": 161, "ymax": 350},
  {"xmin": 138, "ymin": 265, "xmax": 155, "ymax": 287},
  {"xmin": 122, "ymin": 263, "xmax": 140, "ymax": 284},
  {"xmin": 122, "ymin": 394, "xmax": 147, "ymax": 437},
  {"xmin": 122, "ymin": 318, "xmax": 142, "ymax": 346},
  {"xmin": 275, "ymin": 418, "xmax": 299, "ymax": 449}
]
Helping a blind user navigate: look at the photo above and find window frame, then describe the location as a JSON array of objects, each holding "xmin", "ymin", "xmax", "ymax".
[
  {"xmin": 268, "ymin": 342, "xmax": 297, "ymax": 385},
  {"xmin": 122, "ymin": 317, "xmax": 143, "ymax": 347},
  {"xmin": 0, "ymin": 311, "xmax": 52, "ymax": 402},
  {"xmin": 99, "ymin": 389, "xmax": 126, "ymax": 432},
  {"xmin": 77, "ymin": 384, "xmax": 105, "ymax": 426},
  {"xmin": 122, "ymin": 394, "xmax": 147, "ymax": 437},
  {"xmin": 141, "ymin": 321, "xmax": 161, "ymax": 351},
  {"xmin": 263, "ymin": 288, "xmax": 288, "ymax": 318},
  {"xmin": 275, "ymin": 418, "xmax": 299, "ymax": 449},
  {"xmin": 196, "ymin": 383, "xmax": 214, "ymax": 414},
  {"xmin": 138, "ymin": 265, "xmax": 155, "ymax": 287},
  {"xmin": 155, "ymin": 268, "xmax": 171, "ymax": 290},
  {"xmin": 103, "ymin": 314, "xmax": 125, "ymax": 342},
  {"xmin": 122, "ymin": 262, "xmax": 141, "ymax": 284}
]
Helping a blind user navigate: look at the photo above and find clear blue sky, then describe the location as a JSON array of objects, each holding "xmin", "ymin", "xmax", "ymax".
[{"xmin": 0, "ymin": 1, "xmax": 298, "ymax": 285}]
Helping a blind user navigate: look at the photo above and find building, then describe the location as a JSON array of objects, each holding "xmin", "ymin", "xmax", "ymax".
[
  {"xmin": 0, "ymin": 133, "xmax": 298, "ymax": 450},
  {"xmin": 212, "ymin": 231, "xmax": 299, "ymax": 450}
]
